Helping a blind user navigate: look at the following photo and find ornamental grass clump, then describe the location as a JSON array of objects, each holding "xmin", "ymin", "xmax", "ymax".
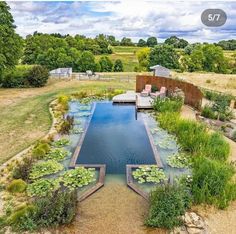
[
  {"xmin": 58, "ymin": 95, "xmax": 70, "ymax": 112},
  {"xmin": 145, "ymin": 184, "xmax": 191, "ymax": 229},
  {"xmin": 60, "ymin": 167, "xmax": 95, "ymax": 190},
  {"xmin": 153, "ymin": 96, "xmax": 183, "ymax": 113},
  {"xmin": 27, "ymin": 178, "xmax": 60, "ymax": 197},
  {"xmin": 32, "ymin": 141, "xmax": 51, "ymax": 159},
  {"xmin": 7, "ymin": 179, "xmax": 27, "ymax": 193},
  {"xmin": 132, "ymin": 166, "xmax": 166, "ymax": 184},
  {"xmin": 202, "ymin": 132, "xmax": 230, "ymax": 161},
  {"xmin": 29, "ymin": 160, "xmax": 64, "ymax": 180},
  {"xmin": 191, "ymin": 156, "xmax": 235, "ymax": 209}
]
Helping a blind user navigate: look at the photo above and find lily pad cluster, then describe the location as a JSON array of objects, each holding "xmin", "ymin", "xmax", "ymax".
[
  {"xmin": 27, "ymin": 178, "xmax": 60, "ymax": 197},
  {"xmin": 132, "ymin": 165, "xmax": 166, "ymax": 184},
  {"xmin": 45, "ymin": 148, "xmax": 71, "ymax": 161},
  {"xmin": 78, "ymin": 105, "xmax": 91, "ymax": 111},
  {"xmin": 154, "ymin": 138, "xmax": 176, "ymax": 150},
  {"xmin": 75, "ymin": 112, "xmax": 91, "ymax": 118},
  {"xmin": 60, "ymin": 167, "xmax": 96, "ymax": 190},
  {"xmin": 167, "ymin": 152, "xmax": 191, "ymax": 169},
  {"xmin": 79, "ymin": 96, "xmax": 105, "ymax": 105},
  {"xmin": 52, "ymin": 138, "xmax": 70, "ymax": 147},
  {"xmin": 29, "ymin": 160, "xmax": 64, "ymax": 180},
  {"xmin": 70, "ymin": 127, "xmax": 84, "ymax": 134}
]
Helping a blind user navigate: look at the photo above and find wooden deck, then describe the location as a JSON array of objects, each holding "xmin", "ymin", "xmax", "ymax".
[
  {"xmin": 112, "ymin": 91, "xmax": 153, "ymax": 109},
  {"xmin": 136, "ymin": 94, "xmax": 153, "ymax": 109}
]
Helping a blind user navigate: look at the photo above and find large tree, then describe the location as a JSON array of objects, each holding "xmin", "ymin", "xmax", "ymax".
[
  {"xmin": 138, "ymin": 39, "xmax": 147, "ymax": 47},
  {"xmin": 99, "ymin": 56, "xmax": 113, "ymax": 72},
  {"xmin": 165, "ymin": 36, "xmax": 188, "ymax": 48},
  {"xmin": 147, "ymin": 37, "xmax": 157, "ymax": 47},
  {"xmin": 148, "ymin": 45, "xmax": 180, "ymax": 69},
  {"xmin": 0, "ymin": 2, "xmax": 23, "ymax": 79}
]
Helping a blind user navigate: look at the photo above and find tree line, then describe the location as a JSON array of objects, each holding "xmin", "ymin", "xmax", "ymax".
[
  {"xmin": 0, "ymin": 1, "xmax": 236, "ymax": 88},
  {"xmin": 137, "ymin": 43, "xmax": 236, "ymax": 74}
]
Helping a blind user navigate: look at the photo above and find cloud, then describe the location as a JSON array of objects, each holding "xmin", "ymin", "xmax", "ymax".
[{"xmin": 7, "ymin": 1, "xmax": 236, "ymax": 43}]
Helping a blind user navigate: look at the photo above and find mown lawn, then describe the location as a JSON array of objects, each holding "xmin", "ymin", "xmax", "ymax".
[{"xmin": 0, "ymin": 79, "xmax": 135, "ymax": 165}]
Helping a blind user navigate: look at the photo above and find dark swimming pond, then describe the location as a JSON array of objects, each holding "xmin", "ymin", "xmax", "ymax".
[{"xmin": 76, "ymin": 102, "xmax": 156, "ymax": 174}]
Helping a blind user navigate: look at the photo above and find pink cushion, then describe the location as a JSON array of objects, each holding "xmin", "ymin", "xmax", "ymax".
[{"xmin": 145, "ymin": 84, "xmax": 152, "ymax": 92}]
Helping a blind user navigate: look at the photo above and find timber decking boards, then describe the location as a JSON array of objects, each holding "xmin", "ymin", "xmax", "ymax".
[{"xmin": 112, "ymin": 91, "xmax": 153, "ymax": 109}]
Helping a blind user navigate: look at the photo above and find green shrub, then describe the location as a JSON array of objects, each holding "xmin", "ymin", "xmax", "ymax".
[
  {"xmin": 151, "ymin": 85, "xmax": 158, "ymax": 92},
  {"xmin": 27, "ymin": 178, "xmax": 60, "ymax": 197},
  {"xmin": 7, "ymin": 179, "xmax": 27, "ymax": 193},
  {"xmin": 232, "ymin": 130, "xmax": 236, "ymax": 141},
  {"xmin": 29, "ymin": 160, "xmax": 64, "ymax": 180},
  {"xmin": 7, "ymin": 189, "xmax": 77, "ymax": 231},
  {"xmin": 145, "ymin": 184, "xmax": 191, "ymax": 229},
  {"xmin": 2, "ymin": 65, "xmax": 49, "ymax": 88},
  {"xmin": 33, "ymin": 188, "xmax": 77, "ymax": 227},
  {"xmin": 60, "ymin": 167, "xmax": 95, "ymax": 190},
  {"xmin": 27, "ymin": 65, "xmax": 49, "ymax": 87},
  {"xmin": 201, "ymin": 105, "xmax": 217, "ymax": 119},
  {"xmin": 113, "ymin": 59, "xmax": 124, "ymax": 72},
  {"xmin": 192, "ymin": 157, "xmax": 235, "ymax": 209},
  {"xmin": 2, "ymin": 66, "xmax": 30, "ymax": 88},
  {"xmin": 58, "ymin": 95, "xmax": 70, "ymax": 111},
  {"xmin": 71, "ymin": 91, "xmax": 88, "ymax": 99},
  {"xmin": 7, "ymin": 205, "xmax": 36, "ymax": 231},
  {"xmin": 0, "ymin": 216, "xmax": 6, "ymax": 229},
  {"xmin": 59, "ymin": 115, "xmax": 74, "ymax": 135},
  {"xmin": 153, "ymin": 96, "xmax": 183, "ymax": 113},
  {"xmin": 32, "ymin": 141, "xmax": 51, "ymax": 159},
  {"xmin": 12, "ymin": 157, "xmax": 34, "ymax": 182}
]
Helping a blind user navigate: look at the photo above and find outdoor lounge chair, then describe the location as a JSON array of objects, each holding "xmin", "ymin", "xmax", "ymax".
[
  {"xmin": 141, "ymin": 84, "xmax": 152, "ymax": 97},
  {"xmin": 150, "ymin": 87, "xmax": 167, "ymax": 99}
]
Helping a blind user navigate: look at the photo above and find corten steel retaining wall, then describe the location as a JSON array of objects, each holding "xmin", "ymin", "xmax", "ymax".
[{"xmin": 136, "ymin": 75, "xmax": 203, "ymax": 109}]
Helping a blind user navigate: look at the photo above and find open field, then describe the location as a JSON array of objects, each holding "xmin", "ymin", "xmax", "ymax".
[
  {"xmin": 96, "ymin": 46, "xmax": 148, "ymax": 72},
  {"xmin": 96, "ymin": 46, "xmax": 235, "ymax": 72},
  {"xmin": 172, "ymin": 71, "xmax": 236, "ymax": 96},
  {"xmin": 0, "ymin": 79, "xmax": 135, "ymax": 165}
]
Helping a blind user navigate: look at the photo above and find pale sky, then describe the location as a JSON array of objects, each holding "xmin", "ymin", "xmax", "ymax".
[{"xmin": 7, "ymin": 1, "xmax": 236, "ymax": 43}]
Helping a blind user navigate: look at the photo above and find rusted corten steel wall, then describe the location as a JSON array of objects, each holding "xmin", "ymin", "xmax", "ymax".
[{"xmin": 136, "ymin": 75, "xmax": 203, "ymax": 109}]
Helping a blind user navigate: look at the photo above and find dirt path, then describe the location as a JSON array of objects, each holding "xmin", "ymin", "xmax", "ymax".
[{"xmin": 58, "ymin": 179, "xmax": 165, "ymax": 234}]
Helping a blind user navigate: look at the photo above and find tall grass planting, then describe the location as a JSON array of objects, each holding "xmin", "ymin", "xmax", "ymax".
[
  {"xmin": 145, "ymin": 184, "xmax": 191, "ymax": 229},
  {"xmin": 153, "ymin": 99, "xmax": 235, "ymax": 211},
  {"xmin": 158, "ymin": 114, "xmax": 230, "ymax": 161},
  {"xmin": 192, "ymin": 157, "xmax": 235, "ymax": 209}
]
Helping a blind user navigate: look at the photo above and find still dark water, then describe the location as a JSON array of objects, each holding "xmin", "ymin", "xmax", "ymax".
[{"xmin": 76, "ymin": 102, "xmax": 156, "ymax": 174}]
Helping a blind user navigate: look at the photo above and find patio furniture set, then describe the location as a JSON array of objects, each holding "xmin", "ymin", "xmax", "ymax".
[{"xmin": 141, "ymin": 84, "xmax": 167, "ymax": 99}]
